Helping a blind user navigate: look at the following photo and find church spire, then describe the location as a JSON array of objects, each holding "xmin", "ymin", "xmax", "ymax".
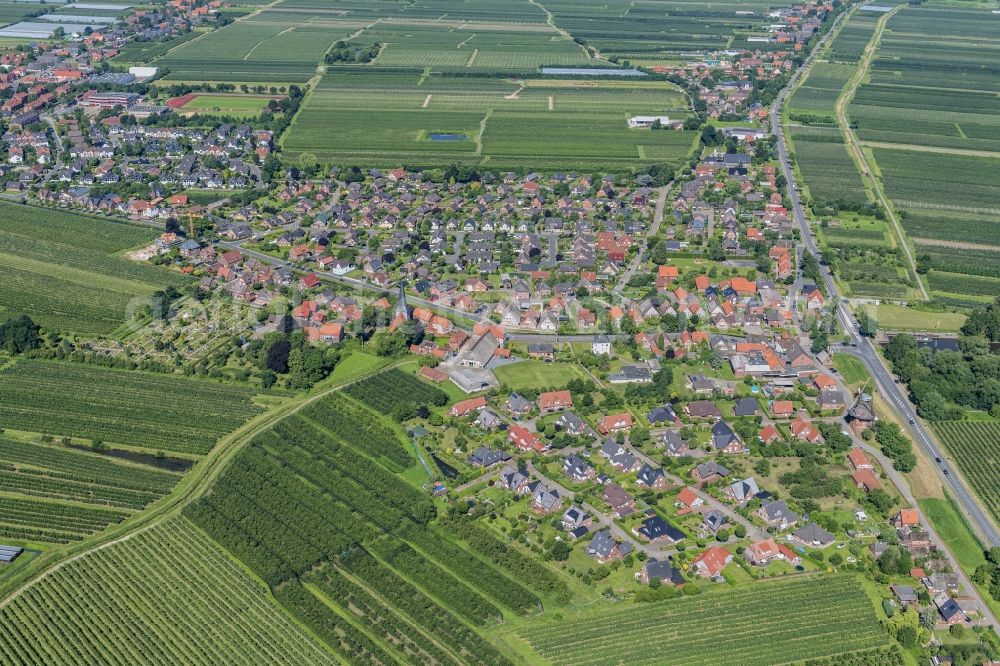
[{"xmin": 395, "ymin": 281, "xmax": 410, "ymax": 321}]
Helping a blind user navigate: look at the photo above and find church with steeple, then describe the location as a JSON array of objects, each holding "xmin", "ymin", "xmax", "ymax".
[{"xmin": 389, "ymin": 282, "xmax": 411, "ymax": 331}]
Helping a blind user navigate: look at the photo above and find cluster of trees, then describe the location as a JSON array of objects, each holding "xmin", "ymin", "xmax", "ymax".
[
  {"xmin": 276, "ymin": 581, "xmax": 392, "ymax": 665},
  {"xmin": 324, "ymin": 41, "xmax": 382, "ymax": 64},
  {"xmin": 779, "ymin": 454, "xmax": 844, "ymax": 499},
  {"xmin": 972, "ymin": 547, "xmax": 1000, "ymax": 603},
  {"xmin": 885, "ymin": 334, "xmax": 1000, "ymax": 419},
  {"xmin": 247, "ymin": 328, "xmax": 341, "ymax": 389},
  {"xmin": 872, "ymin": 422, "xmax": 916, "ymax": 473},
  {"xmin": 0, "ymin": 315, "xmax": 41, "ymax": 354},
  {"xmin": 961, "ymin": 298, "xmax": 1000, "ymax": 342},
  {"xmin": 398, "ymin": 521, "xmax": 541, "ymax": 614},
  {"xmin": 303, "ymin": 394, "xmax": 412, "ymax": 470},
  {"xmin": 345, "ymin": 369, "xmax": 448, "ymax": 421}
]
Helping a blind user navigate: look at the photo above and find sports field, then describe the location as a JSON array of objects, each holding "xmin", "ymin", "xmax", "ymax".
[
  {"xmin": 167, "ymin": 93, "xmax": 282, "ymax": 116},
  {"xmin": 283, "ymin": 70, "xmax": 695, "ymax": 170}
]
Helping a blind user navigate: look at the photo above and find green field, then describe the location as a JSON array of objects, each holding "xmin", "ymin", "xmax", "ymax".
[
  {"xmin": 0, "ymin": 360, "xmax": 264, "ymax": 456},
  {"xmin": 184, "ymin": 407, "xmax": 530, "ymax": 665},
  {"xmin": 919, "ymin": 496, "xmax": 987, "ymax": 574},
  {"xmin": 0, "ymin": 517, "xmax": 338, "ymax": 665},
  {"xmin": 842, "ymin": 5, "xmax": 1000, "ymax": 302},
  {"xmin": 0, "ymin": 202, "xmax": 189, "ymax": 335},
  {"xmin": 864, "ymin": 304, "xmax": 967, "ymax": 332},
  {"xmin": 933, "ymin": 420, "xmax": 1000, "ymax": 526},
  {"xmin": 516, "ymin": 575, "xmax": 889, "ymax": 665},
  {"xmin": 177, "ymin": 93, "xmax": 279, "ymax": 116},
  {"xmin": 832, "ymin": 352, "xmax": 870, "ymax": 390},
  {"xmin": 493, "ymin": 359, "xmax": 589, "ymax": 391},
  {"xmin": 0, "ymin": 437, "xmax": 181, "ymax": 544},
  {"xmin": 283, "ymin": 70, "xmax": 695, "ymax": 170},
  {"xmin": 156, "ymin": 19, "xmax": 353, "ymax": 82}
]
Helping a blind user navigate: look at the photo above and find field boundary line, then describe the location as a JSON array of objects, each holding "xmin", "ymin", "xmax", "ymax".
[
  {"xmin": 858, "ymin": 139, "xmax": 1000, "ymax": 160},
  {"xmin": 911, "ymin": 237, "xmax": 1000, "ymax": 251},
  {"xmin": 475, "ymin": 110, "xmax": 491, "ymax": 155}
]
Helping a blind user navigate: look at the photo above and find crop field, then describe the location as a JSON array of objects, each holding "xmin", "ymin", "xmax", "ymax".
[
  {"xmin": 0, "ymin": 517, "xmax": 337, "ymax": 665},
  {"xmin": 826, "ymin": 12, "xmax": 878, "ymax": 63},
  {"xmin": 934, "ymin": 421, "xmax": 1000, "ymax": 525},
  {"xmin": 0, "ymin": 360, "xmax": 263, "ymax": 456},
  {"xmin": 284, "ymin": 70, "xmax": 695, "ymax": 169},
  {"xmin": 834, "ymin": 6, "xmax": 1000, "ymax": 304},
  {"xmin": 901, "ymin": 209, "xmax": 1000, "ymax": 248},
  {"xmin": 185, "ymin": 411, "xmax": 521, "ymax": 665},
  {"xmin": 0, "ymin": 437, "xmax": 182, "ymax": 543},
  {"xmin": 114, "ymin": 31, "xmax": 201, "ymax": 63},
  {"xmin": 0, "ymin": 202, "xmax": 189, "ymax": 335},
  {"xmin": 788, "ymin": 30, "xmax": 861, "ymax": 117},
  {"xmin": 344, "ymin": 367, "xmax": 449, "ymax": 414},
  {"xmin": 156, "ymin": 19, "xmax": 352, "ymax": 82},
  {"xmin": 347, "ymin": 22, "xmax": 590, "ymax": 72},
  {"xmin": 538, "ymin": 0, "xmax": 791, "ymax": 61},
  {"xmin": 517, "ymin": 575, "xmax": 887, "ymax": 665},
  {"xmin": 789, "ymin": 126, "xmax": 867, "ymax": 205}
]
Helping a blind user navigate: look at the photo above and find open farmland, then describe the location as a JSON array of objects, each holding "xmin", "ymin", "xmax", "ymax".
[
  {"xmin": 933, "ymin": 421, "xmax": 1000, "ymax": 526},
  {"xmin": 283, "ymin": 70, "xmax": 695, "ymax": 170},
  {"xmin": 184, "ymin": 408, "xmax": 534, "ymax": 664},
  {"xmin": 0, "ymin": 202, "xmax": 189, "ymax": 336},
  {"xmin": 789, "ymin": 125, "xmax": 867, "ymax": 206},
  {"xmin": 0, "ymin": 360, "xmax": 263, "ymax": 456},
  {"xmin": 517, "ymin": 575, "xmax": 888, "ymax": 665},
  {"xmin": 0, "ymin": 438, "xmax": 182, "ymax": 543},
  {"xmin": 788, "ymin": 10, "xmax": 876, "ymax": 120},
  {"xmin": 0, "ymin": 517, "xmax": 338, "ymax": 666},
  {"xmin": 348, "ymin": 22, "xmax": 589, "ymax": 72},
  {"xmin": 840, "ymin": 5, "xmax": 1000, "ymax": 303},
  {"xmin": 156, "ymin": 19, "xmax": 353, "ymax": 82}
]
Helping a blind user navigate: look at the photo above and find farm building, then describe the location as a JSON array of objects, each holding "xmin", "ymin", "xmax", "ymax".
[{"xmin": 628, "ymin": 115, "xmax": 671, "ymax": 129}]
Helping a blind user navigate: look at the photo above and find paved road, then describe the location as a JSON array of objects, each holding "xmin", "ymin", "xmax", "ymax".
[
  {"xmin": 613, "ymin": 184, "xmax": 671, "ymax": 293},
  {"xmin": 770, "ymin": 8, "xmax": 1000, "ymax": 550}
]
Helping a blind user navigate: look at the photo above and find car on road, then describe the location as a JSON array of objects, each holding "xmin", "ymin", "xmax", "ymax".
[
  {"xmin": 908, "ymin": 418, "xmax": 915, "ymax": 425},
  {"xmin": 935, "ymin": 457, "xmax": 941, "ymax": 463},
  {"xmin": 943, "ymin": 469, "xmax": 950, "ymax": 475}
]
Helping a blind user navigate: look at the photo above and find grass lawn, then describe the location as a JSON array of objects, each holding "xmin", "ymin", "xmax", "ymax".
[
  {"xmin": 919, "ymin": 495, "xmax": 1000, "ymax": 620},
  {"xmin": 918, "ymin": 496, "xmax": 986, "ymax": 574},
  {"xmin": 866, "ymin": 304, "xmax": 967, "ymax": 332},
  {"xmin": 321, "ymin": 351, "xmax": 391, "ymax": 385},
  {"xmin": 181, "ymin": 93, "xmax": 278, "ymax": 113},
  {"xmin": 833, "ymin": 352, "xmax": 871, "ymax": 389},
  {"xmin": 493, "ymin": 360, "xmax": 588, "ymax": 391}
]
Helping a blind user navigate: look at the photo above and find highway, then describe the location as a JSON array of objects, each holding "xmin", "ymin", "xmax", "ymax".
[{"xmin": 769, "ymin": 13, "xmax": 1000, "ymax": 548}]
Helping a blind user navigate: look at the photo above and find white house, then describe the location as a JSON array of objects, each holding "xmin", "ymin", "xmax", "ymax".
[{"xmin": 592, "ymin": 335, "xmax": 612, "ymax": 356}]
